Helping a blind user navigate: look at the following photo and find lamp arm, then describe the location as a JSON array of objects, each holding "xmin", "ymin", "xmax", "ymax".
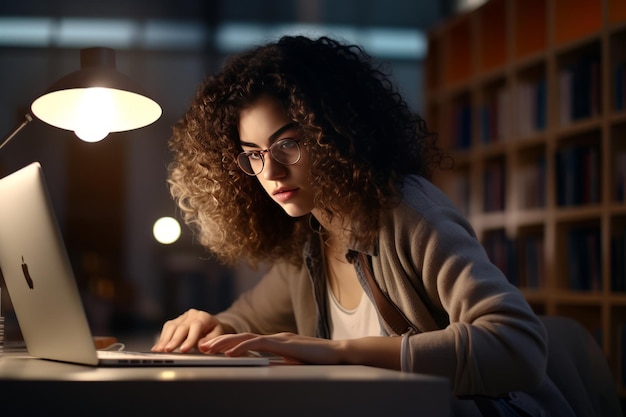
[{"xmin": 0, "ymin": 113, "xmax": 34, "ymax": 151}]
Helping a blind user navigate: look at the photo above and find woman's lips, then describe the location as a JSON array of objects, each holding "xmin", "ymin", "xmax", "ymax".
[{"xmin": 273, "ymin": 187, "xmax": 298, "ymax": 203}]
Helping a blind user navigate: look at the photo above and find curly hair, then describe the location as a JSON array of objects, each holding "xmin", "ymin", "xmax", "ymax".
[{"xmin": 169, "ymin": 35, "xmax": 444, "ymax": 268}]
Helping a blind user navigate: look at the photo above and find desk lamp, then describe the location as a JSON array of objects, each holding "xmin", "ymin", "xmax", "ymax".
[{"xmin": 0, "ymin": 47, "xmax": 162, "ymax": 149}]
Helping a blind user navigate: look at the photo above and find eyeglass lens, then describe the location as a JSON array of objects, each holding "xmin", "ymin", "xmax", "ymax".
[{"xmin": 238, "ymin": 138, "xmax": 300, "ymax": 175}]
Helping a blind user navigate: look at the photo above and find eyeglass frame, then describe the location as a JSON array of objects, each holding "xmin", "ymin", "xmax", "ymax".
[{"xmin": 236, "ymin": 137, "xmax": 303, "ymax": 176}]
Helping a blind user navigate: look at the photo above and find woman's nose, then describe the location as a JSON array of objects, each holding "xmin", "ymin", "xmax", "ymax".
[{"xmin": 262, "ymin": 154, "xmax": 287, "ymax": 180}]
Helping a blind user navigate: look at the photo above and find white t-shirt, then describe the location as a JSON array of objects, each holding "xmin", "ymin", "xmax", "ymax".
[{"xmin": 328, "ymin": 287, "xmax": 382, "ymax": 340}]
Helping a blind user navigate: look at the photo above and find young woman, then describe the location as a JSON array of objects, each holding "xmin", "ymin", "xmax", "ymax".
[{"xmin": 152, "ymin": 36, "xmax": 572, "ymax": 416}]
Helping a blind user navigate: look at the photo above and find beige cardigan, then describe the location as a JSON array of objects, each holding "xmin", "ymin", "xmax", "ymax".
[{"xmin": 216, "ymin": 176, "xmax": 577, "ymax": 414}]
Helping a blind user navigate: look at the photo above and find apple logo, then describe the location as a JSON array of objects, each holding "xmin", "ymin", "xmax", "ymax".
[{"xmin": 21, "ymin": 256, "xmax": 34, "ymax": 289}]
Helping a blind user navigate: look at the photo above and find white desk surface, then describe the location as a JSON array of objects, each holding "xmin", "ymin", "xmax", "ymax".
[{"xmin": 0, "ymin": 352, "xmax": 451, "ymax": 416}]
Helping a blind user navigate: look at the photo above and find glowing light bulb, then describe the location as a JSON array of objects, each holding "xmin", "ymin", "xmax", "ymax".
[
  {"xmin": 153, "ymin": 217, "xmax": 181, "ymax": 244},
  {"xmin": 73, "ymin": 87, "xmax": 115, "ymax": 142},
  {"xmin": 74, "ymin": 126, "xmax": 109, "ymax": 142}
]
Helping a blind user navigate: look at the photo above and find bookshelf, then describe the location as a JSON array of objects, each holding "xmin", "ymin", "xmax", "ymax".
[{"xmin": 426, "ymin": 0, "xmax": 626, "ymax": 398}]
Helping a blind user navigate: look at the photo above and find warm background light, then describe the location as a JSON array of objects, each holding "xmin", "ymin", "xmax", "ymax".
[{"xmin": 152, "ymin": 217, "xmax": 181, "ymax": 245}]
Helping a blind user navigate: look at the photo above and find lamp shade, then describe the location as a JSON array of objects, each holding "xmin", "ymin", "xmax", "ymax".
[{"xmin": 30, "ymin": 47, "xmax": 162, "ymax": 142}]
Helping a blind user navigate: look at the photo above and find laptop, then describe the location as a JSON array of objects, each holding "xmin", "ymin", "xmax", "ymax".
[{"xmin": 0, "ymin": 162, "xmax": 268, "ymax": 367}]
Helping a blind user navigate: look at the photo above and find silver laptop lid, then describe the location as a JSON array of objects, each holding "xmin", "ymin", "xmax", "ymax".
[{"xmin": 0, "ymin": 162, "xmax": 99, "ymax": 365}]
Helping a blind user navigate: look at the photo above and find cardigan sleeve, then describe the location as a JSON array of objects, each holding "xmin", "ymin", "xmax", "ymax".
[
  {"xmin": 215, "ymin": 261, "xmax": 318, "ymax": 336},
  {"xmin": 379, "ymin": 177, "xmax": 548, "ymax": 396}
]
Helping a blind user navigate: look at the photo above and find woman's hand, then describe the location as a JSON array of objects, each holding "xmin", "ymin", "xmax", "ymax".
[
  {"xmin": 200, "ymin": 332, "xmax": 346, "ymax": 365},
  {"xmin": 151, "ymin": 308, "xmax": 230, "ymax": 353}
]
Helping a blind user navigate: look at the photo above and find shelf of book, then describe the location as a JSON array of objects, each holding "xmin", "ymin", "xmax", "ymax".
[{"xmin": 426, "ymin": 0, "xmax": 626, "ymax": 398}]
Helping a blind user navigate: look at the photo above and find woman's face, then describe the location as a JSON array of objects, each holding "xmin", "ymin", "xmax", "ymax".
[{"xmin": 238, "ymin": 95, "xmax": 315, "ymax": 217}]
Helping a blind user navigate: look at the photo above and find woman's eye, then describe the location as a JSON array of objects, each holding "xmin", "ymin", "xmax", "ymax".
[
  {"xmin": 248, "ymin": 152, "xmax": 263, "ymax": 161},
  {"xmin": 277, "ymin": 139, "xmax": 296, "ymax": 150}
]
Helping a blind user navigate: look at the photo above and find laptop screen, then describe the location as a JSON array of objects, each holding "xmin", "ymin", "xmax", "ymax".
[{"xmin": 0, "ymin": 162, "xmax": 100, "ymax": 365}]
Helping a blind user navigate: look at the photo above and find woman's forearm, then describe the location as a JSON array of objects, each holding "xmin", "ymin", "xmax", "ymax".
[{"xmin": 339, "ymin": 336, "xmax": 403, "ymax": 370}]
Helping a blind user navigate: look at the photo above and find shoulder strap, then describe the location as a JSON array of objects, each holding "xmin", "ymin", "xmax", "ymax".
[{"xmin": 358, "ymin": 252, "xmax": 414, "ymax": 336}]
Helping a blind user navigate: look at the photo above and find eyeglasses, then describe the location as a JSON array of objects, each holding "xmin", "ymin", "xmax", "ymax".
[{"xmin": 237, "ymin": 138, "xmax": 302, "ymax": 176}]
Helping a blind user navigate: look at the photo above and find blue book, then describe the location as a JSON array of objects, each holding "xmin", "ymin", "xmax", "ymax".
[
  {"xmin": 615, "ymin": 63, "xmax": 624, "ymax": 111},
  {"xmin": 480, "ymin": 105, "xmax": 490, "ymax": 144},
  {"xmin": 535, "ymin": 78, "xmax": 547, "ymax": 130},
  {"xmin": 617, "ymin": 323, "xmax": 626, "ymax": 386}
]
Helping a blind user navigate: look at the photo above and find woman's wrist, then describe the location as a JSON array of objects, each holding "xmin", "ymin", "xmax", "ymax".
[
  {"xmin": 339, "ymin": 337, "xmax": 403, "ymax": 369},
  {"xmin": 335, "ymin": 339, "xmax": 353, "ymax": 365}
]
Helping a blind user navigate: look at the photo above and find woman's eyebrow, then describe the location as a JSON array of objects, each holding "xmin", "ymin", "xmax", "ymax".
[
  {"xmin": 240, "ymin": 122, "xmax": 296, "ymax": 148},
  {"xmin": 268, "ymin": 122, "xmax": 296, "ymax": 142}
]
